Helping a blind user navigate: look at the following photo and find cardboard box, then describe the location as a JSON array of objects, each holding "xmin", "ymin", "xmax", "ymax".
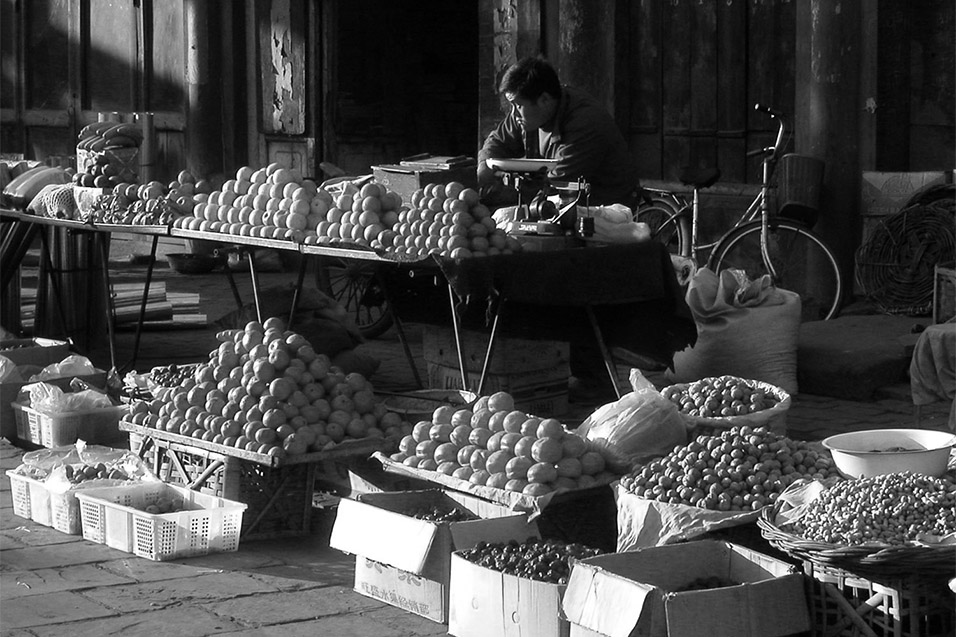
[
  {"xmin": 448, "ymin": 551, "xmax": 569, "ymax": 637},
  {"xmin": 329, "ymin": 489, "xmax": 537, "ymax": 623},
  {"xmin": 860, "ymin": 171, "xmax": 948, "ymax": 218},
  {"xmin": 933, "ymin": 265, "xmax": 955, "ymax": 324},
  {"xmin": 424, "ymin": 328, "xmax": 570, "ymax": 415},
  {"xmin": 561, "ymin": 541, "xmax": 809, "ymax": 637},
  {"xmin": 0, "ymin": 338, "xmax": 70, "ymax": 367},
  {"xmin": 424, "ymin": 328, "xmax": 569, "ymax": 376},
  {"xmin": 372, "ymin": 164, "xmax": 477, "ymax": 205}
]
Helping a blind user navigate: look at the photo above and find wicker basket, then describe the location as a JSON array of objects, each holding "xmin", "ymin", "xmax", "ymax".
[
  {"xmin": 757, "ymin": 502, "xmax": 956, "ymax": 580},
  {"xmin": 668, "ymin": 380, "xmax": 792, "ymax": 437}
]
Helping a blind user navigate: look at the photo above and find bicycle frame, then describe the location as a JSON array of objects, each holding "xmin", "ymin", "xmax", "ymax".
[{"xmin": 639, "ymin": 104, "xmax": 791, "ymax": 267}]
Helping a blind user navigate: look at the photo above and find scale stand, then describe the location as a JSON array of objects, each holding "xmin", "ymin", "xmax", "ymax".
[{"xmin": 505, "ymin": 173, "xmax": 591, "ymax": 237}]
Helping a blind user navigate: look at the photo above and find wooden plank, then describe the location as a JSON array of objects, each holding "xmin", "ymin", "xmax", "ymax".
[
  {"xmin": 87, "ymin": 0, "xmax": 136, "ymax": 112},
  {"xmin": 149, "ymin": 2, "xmax": 186, "ymax": 113},
  {"xmin": 716, "ymin": 0, "xmax": 748, "ymax": 183},
  {"xmin": 689, "ymin": 1, "xmax": 718, "ymax": 169}
]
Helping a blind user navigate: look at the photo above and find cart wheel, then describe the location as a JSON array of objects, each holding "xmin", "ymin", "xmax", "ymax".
[{"xmin": 322, "ymin": 258, "xmax": 394, "ymax": 339}]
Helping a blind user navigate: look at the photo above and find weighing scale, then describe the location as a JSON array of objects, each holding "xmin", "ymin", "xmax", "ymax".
[{"xmin": 485, "ymin": 158, "xmax": 594, "ymax": 239}]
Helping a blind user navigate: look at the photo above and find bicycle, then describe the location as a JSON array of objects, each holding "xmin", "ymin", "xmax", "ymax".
[{"xmin": 635, "ymin": 104, "xmax": 843, "ymax": 322}]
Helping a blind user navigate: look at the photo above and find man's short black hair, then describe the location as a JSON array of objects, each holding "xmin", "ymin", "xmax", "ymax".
[{"xmin": 499, "ymin": 56, "xmax": 562, "ymax": 102}]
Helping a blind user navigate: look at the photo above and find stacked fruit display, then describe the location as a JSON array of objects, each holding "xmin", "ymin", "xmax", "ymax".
[
  {"xmin": 127, "ymin": 316, "xmax": 411, "ymax": 459},
  {"xmin": 83, "ymin": 169, "xmax": 210, "ymax": 225},
  {"xmin": 313, "ymin": 182, "xmax": 404, "ymax": 248},
  {"xmin": 170, "ymin": 163, "xmax": 331, "ymax": 241},
  {"xmin": 619, "ymin": 425, "xmax": 840, "ymax": 511},
  {"xmin": 390, "ymin": 182, "xmax": 523, "ymax": 259},
  {"xmin": 388, "ymin": 391, "xmax": 617, "ymax": 497},
  {"xmin": 458, "ymin": 537, "xmax": 604, "ymax": 585},
  {"xmin": 74, "ymin": 122, "xmax": 143, "ymax": 187}
]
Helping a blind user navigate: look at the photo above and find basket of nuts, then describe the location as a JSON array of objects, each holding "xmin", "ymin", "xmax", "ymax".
[
  {"xmin": 757, "ymin": 472, "xmax": 956, "ymax": 579},
  {"xmin": 661, "ymin": 375, "xmax": 791, "ymax": 437}
]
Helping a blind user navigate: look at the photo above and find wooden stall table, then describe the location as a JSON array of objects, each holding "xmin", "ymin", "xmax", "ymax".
[{"xmin": 381, "ymin": 241, "xmax": 697, "ymax": 398}]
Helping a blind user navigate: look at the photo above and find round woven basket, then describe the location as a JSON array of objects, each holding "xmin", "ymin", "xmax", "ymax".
[
  {"xmin": 757, "ymin": 497, "xmax": 956, "ymax": 579},
  {"xmin": 166, "ymin": 252, "xmax": 219, "ymax": 275},
  {"xmin": 669, "ymin": 379, "xmax": 792, "ymax": 437}
]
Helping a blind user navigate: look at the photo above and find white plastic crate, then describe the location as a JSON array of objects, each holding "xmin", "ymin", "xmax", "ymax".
[
  {"xmin": 75, "ymin": 482, "xmax": 247, "ymax": 561},
  {"xmin": 13, "ymin": 402, "xmax": 126, "ymax": 447},
  {"xmin": 5, "ymin": 469, "xmax": 83, "ymax": 534}
]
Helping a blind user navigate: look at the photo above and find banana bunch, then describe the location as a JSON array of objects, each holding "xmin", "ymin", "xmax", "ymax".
[{"xmin": 77, "ymin": 122, "xmax": 143, "ymax": 152}]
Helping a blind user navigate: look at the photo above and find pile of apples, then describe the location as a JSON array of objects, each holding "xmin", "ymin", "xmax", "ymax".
[
  {"xmin": 389, "ymin": 391, "xmax": 617, "ymax": 497},
  {"xmin": 127, "ymin": 316, "xmax": 411, "ymax": 459},
  {"xmin": 388, "ymin": 182, "xmax": 523, "ymax": 259},
  {"xmin": 165, "ymin": 160, "xmax": 522, "ymax": 259}
]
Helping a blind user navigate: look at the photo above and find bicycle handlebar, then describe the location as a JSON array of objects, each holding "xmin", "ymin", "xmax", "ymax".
[{"xmin": 752, "ymin": 103, "xmax": 790, "ymax": 161}]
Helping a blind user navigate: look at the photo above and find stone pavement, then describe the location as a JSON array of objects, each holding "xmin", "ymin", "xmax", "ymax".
[{"xmin": 3, "ymin": 243, "xmax": 953, "ymax": 635}]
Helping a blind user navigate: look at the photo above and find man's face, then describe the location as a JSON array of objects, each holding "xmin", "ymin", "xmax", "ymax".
[{"xmin": 505, "ymin": 92, "xmax": 556, "ymax": 131}]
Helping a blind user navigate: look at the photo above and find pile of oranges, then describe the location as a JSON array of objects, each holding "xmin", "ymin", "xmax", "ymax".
[
  {"xmin": 390, "ymin": 391, "xmax": 617, "ymax": 497},
  {"xmin": 127, "ymin": 316, "xmax": 413, "ymax": 459}
]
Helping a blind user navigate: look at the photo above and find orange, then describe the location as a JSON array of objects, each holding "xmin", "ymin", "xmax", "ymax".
[
  {"xmin": 469, "ymin": 469, "xmax": 491, "ymax": 486},
  {"xmin": 505, "ymin": 456, "xmax": 533, "ymax": 480},
  {"xmin": 486, "ymin": 472, "xmax": 509, "ymax": 489},
  {"xmin": 502, "ymin": 410, "xmax": 529, "ymax": 433},
  {"xmin": 486, "ymin": 431, "xmax": 505, "ymax": 452},
  {"xmin": 433, "ymin": 442, "xmax": 458, "ymax": 464},
  {"xmin": 505, "ymin": 478, "xmax": 528, "ymax": 493},
  {"xmin": 452, "ymin": 466, "xmax": 474, "ymax": 481},
  {"xmin": 468, "ymin": 428, "xmax": 492, "ymax": 448},
  {"xmin": 432, "ymin": 405, "xmax": 456, "ymax": 425},
  {"xmin": 556, "ymin": 457, "xmax": 583, "ymax": 478},
  {"xmin": 468, "ymin": 449, "xmax": 489, "ymax": 471},
  {"xmin": 487, "ymin": 391, "xmax": 514, "ymax": 413},
  {"xmin": 513, "ymin": 435, "xmax": 537, "ymax": 459},
  {"xmin": 457, "ymin": 444, "xmax": 479, "ymax": 466},
  {"xmin": 450, "ymin": 424, "xmax": 472, "ymax": 447},
  {"xmin": 520, "ymin": 417, "xmax": 542, "ymax": 437},
  {"xmin": 579, "ymin": 451, "xmax": 606, "ymax": 475},
  {"xmin": 487, "ymin": 411, "xmax": 509, "ymax": 432},
  {"xmin": 429, "ymin": 423, "xmax": 453, "ymax": 443},
  {"xmin": 499, "ymin": 432, "xmax": 523, "ymax": 454},
  {"xmin": 531, "ymin": 437, "xmax": 563, "ymax": 464},
  {"xmin": 562, "ymin": 434, "xmax": 588, "ymax": 458},
  {"xmin": 536, "ymin": 418, "xmax": 566, "ymax": 440},
  {"xmin": 527, "ymin": 462, "xmax": 558, "ymax": 484},
  {"xmin": 523, "ymin": 482, "xmax": 553, "ymax": 496}
]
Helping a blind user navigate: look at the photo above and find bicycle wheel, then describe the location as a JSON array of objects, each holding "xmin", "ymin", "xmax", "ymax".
[
  {"xmin": 321, "ymin": 258, "xmax": 394, "ymax": 339},
  {"xmin": 708, "ymin": 220, "xmax": 843, "ymax": 321},
  {"xmin": 635, "ymin": 197, "xmax": 689, "ymax": 257}
]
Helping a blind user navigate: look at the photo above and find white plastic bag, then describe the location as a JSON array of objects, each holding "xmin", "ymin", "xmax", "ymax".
[
  {"xmin": 30, "ymin": 354, "xmax": 97, "ymax": 382},
  {"xmin": 23, "ymin": 381, "xmax": 113, "ymax": 415},
  {"xmin": 576, "ymin": 369, "xmax": 687, "ymax": 471}
]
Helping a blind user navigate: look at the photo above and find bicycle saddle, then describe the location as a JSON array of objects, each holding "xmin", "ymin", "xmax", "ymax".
[{"xmin": 678, "ymin": 167, "xmax": 721, "ymax": 189}]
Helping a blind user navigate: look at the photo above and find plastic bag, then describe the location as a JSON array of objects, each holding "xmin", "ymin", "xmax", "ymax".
[
  {"xmin": 576, "ymin": 369, "xmax": 687, "ymax": 471},
  {"xmin": 15, "ymin": 441, "xmax": 159, "ymax": 492},
  {"xmin": 0, "ymin": 355, "xmax": 22, "ymax": 382},
  {"xmin": 30, "ymin": 354, "xmax": 97, "ymax": 382},
  {"xmin": 22, "ymin": 381, "xmax": 114, "ymax": 415}
]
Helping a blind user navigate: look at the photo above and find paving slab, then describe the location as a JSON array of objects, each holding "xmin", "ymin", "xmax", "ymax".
[
  {"xmin": 24, "ymin": 606, "xmax": 246, "ymax": 637},
  {"xmin": 1, "ymin": 563, "xmax": 134, "ymax": 599},
  {"xmin": 216, "ymin": 610, "xmax": 445, "ymax": 637},
  {"xmin": 81, "ymin": 571, "xmax": 282, "ymax": 613},
  {"xmin": 0, "ymin": 542, "xmax": 129, "ymax": 571},
  {"xmin": 0, "ymin": 525, "xmax": 86, "ymax": 547},
  {"xmin": 1, "ymin": 589, "xmax": 115, "ymax": 629},
  {"xmin": 201, "ymin": 585, "xmax": 383, "ymax": 627},
  {"xmin": 97, "ymin": 556, "xmax": 223, "ymax": 583}
]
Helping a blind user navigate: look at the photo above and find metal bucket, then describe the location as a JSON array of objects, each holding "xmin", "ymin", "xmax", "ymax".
[{"xmin": 777, "ymin": 153, "xmax": 824, "ymax": 227}]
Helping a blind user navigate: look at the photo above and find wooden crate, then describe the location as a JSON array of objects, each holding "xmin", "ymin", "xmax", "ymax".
[
  {"xmin": 933, "ymin": 264, "xmax": 955, "ymax": 324},
  {"xmin": 136, "ymin": 434, "xmax": 315, "ymax": 540},
  {"xmin": 802, "ymin": 561, "xmax": 954, "ymax": 637}
]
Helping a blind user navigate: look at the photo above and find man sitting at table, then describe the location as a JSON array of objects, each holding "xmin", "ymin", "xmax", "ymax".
[
  {"xmin": 477, "ymin": 56, "xmax": 640, "ymax": 212},
  {"xmin": 477, "ymin": 57, "xmax": 647, "ymax": 402}
]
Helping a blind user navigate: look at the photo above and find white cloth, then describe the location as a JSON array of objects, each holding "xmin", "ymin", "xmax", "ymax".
[{"xmin": 909, "ymin": 321, "xmax": 956, "ymax": 430}]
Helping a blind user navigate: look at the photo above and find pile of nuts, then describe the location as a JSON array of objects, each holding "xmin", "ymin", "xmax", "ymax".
[
  {"xmin": 787, "ymin": 471, "xmax": 956, "ymax": 545},
  {"xmin": 619, "ymin": 426, "xmax": 840, "ymax": 511}
]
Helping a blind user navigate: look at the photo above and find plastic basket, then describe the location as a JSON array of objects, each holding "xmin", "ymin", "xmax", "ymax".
[
  {"xmin": 801, "ymin": 560, "xmax": 954, "ymax": 637},
  {"xmin": 5, "ymin": 469, "xmax": 83, "ymax": 534},
  {"xmin": 777, "ymin": 153, "xmax": 824, "ymax": 227},
  {"xmin": 75, "ymin": 482, "xmax": 247, "ymax": 561},
  {"xmin": 12, "ymin": 401, "xmax": 126, "ymax": 448}
]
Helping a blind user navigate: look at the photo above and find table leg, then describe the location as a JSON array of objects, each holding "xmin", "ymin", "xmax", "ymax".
[
  {"xmin": 96, "ymin": 232, "xmax": 117, "ymax": 370},
  {"xmin": 38, "ymin": 229, "xmax": 70, "ymax": 337},
  {"xmin": 476, "ymin": 298, "xmax": 504, "ymax": 397},
  {"xmin": 585, "ymin": 304, "xmax": 622, "ymax": 399},
  {"xmin": 447, "ymin": 284, "xmax": 471, "ymax": 391},
  {"xmin": 246, "ymin": 249, "xmax": 263, "ymax": 324},
  {"xmin": 126, "ymin": 234, "xmax": 159, "ymax": 372},
  {"xmin": 222, "ymin": 264, "xmax": 245, "ymax": 311},
  {"xmin": 377, "ymin": 267, "xmax": 423, "ymax": 388},
  {"xmin": 287, "ymin": 254, "xmax": 309, "ymax": 331}
]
